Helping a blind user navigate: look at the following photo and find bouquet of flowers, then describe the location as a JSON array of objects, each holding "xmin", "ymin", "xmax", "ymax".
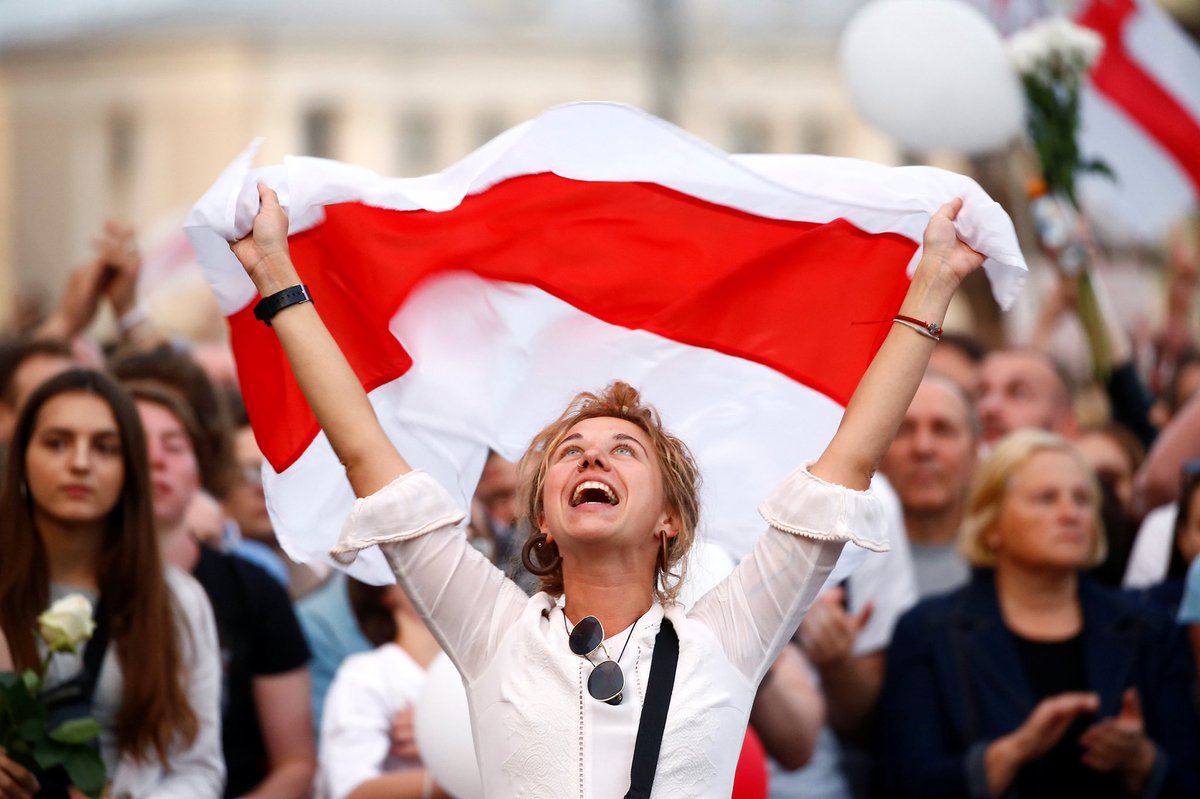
[
  {"xmin": 1009, "ymin": 16, "xmax": 1115, "ymax": 374},
  {"xmin": 0, "ymin": 594, "xmax": 107, "ymax": 798},
  {"xmin": 1009, "ymin": 16, "xmax": 1111, "ymax": 206}
]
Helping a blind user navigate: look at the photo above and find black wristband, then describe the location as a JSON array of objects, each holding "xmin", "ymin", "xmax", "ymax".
[{"xmin": 254, "ymin": 284, "xmax": 312, "ymax": 326}]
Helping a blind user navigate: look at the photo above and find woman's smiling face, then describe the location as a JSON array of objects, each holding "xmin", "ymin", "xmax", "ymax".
[{"xmin": 540, "ymin": 416, "xmax": 676, "ymax": 551}]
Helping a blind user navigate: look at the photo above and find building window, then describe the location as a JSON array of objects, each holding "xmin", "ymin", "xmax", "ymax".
[
  {"xmin": 727, "ymin": 116, "xmax": 771, "ymax": 154},
  {"xmin": 108, "ymin": 109, "xmax": 136, "ymax": 184},
  {"xmin": 474, "ymin": 111, "xmax": 509, "ymax": 148},
  {"xmin": 799, "ymin": 117, "xmax": 831, "ymax": 156},
  {"xmin": 398, "ymin": 108, "xmax": 437, "ymax": 173},
  {"xmin": 302, "ymin": 107, "xmax": 337, "ymax": 158}
]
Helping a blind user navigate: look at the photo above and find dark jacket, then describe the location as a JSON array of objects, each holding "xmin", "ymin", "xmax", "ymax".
[{"xmin": 879, "ymin": 569, "xmax": 1200, "ymax": 798}]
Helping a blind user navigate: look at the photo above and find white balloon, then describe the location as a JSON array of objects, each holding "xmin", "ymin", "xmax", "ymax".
[
  {"xmin": 413, "ymin": 653, "xmax": 484, "ymax": 799},
  {"xmin": 839, "ymin": 0, "xmax": 1023, "ymax": 154}
]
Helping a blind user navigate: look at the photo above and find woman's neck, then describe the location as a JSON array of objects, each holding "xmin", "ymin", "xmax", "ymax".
[
  {"xmin": 994, "ymin": 562, "xmax": 1082, "ymax": 641},
  {"xmin": 562, "ymin": 573, "xmax": 655, "ymax": 638},
  {"xmin": 35, "ymin": 512, "xmax": 104, "ymax": 590},
  {"xmin": 556, "ymin": 537, "xmax": 660, "ymax": 635}
]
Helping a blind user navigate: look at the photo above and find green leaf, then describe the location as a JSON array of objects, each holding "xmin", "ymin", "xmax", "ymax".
[
  {"xmin": 49, "ymin": 717, "xmax": 102, "ymax": 745},
  {"xmin": 20, "ymin": 670, "xmax": 40, "ymax": 696},
  {"xmin": 7, "ymin": 694, "xmax": 45, "ymax": 728},
  {"xmin": 1079, "ymin": 158, "xmax": 1116, "ymax": 181},
  {"xmin": 64, "ymin": 746, "xmax": 107, "ymax": 799},
  {"xmin": 3, "ymin": 744, "xmax": 39, "ymax": 776},
  {"xmin": 33, "ymin": 738, "xmax": 69, "ymax": 770},
  {"xmin": 16, "ymin": 717, "xmax": 46, "ymax": 742},
  {"xmin": 0, "ymin": 671, "xmax": 35, "ymax": 700}
]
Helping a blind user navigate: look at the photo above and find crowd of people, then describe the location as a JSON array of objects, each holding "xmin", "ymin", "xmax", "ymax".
[{"xmin": 0, "ymin": 198, "xmax": 1197, "ymax": 799}]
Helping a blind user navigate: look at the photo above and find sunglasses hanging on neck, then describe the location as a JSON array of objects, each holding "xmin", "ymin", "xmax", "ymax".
[{"xmin": 566, "ymin": 614, "xmax": 639, "ymax": 705}]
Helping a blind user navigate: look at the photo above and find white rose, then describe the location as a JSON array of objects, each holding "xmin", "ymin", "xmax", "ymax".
[
  {"xmin": 1071, "ymin": 27, "xmax": 1104, "ymax": 68},
  {"xmin": 38, "ymin": 594, "xmax": 97, "ymax": 654},
  {"xmin": 1007, "ymin": 34, "xmax": 1039, "ymax": 75}
]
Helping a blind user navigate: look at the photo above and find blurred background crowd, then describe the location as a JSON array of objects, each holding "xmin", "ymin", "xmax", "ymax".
[{"xmin": 1, "ymin": 1, "xmax": 1199, "ymax": 798}]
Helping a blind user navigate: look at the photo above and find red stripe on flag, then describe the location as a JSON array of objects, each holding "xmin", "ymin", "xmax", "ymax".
[
  {"xmin": 231, "ymin": 173, "xmax": 917, "ymax": 472},
  {"xmin": 1079, "ymin": 0, "xmax": 1200, "ymax": 192}
]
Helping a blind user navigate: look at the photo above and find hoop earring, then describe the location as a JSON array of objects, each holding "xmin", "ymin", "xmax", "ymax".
[
  {"xmin": 656, "ymin": 532, "xmax": 681, "ymax": 594},
  {"xmin": 522, "ymin": 532, "xmax": 562, "ymax": 576}
]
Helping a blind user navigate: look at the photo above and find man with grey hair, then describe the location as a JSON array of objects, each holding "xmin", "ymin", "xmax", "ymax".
[{"xmin": 880, "ymin": 372, "xmax": 980, "ymax": 598}]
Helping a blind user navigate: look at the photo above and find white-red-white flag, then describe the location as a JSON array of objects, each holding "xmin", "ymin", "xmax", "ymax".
[
  {"xmin": 187, "ymin": 102, "xmax": 1026, "ymax": 583},
  {"xmin": 1075, "ymin": 0, "xmax": 1200, "ymax": 238}
]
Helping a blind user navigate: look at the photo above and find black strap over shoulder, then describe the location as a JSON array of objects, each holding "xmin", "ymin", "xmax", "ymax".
[
  {"xmin": 625, "ymin": 617, "xmax": 679, "ymax": 799},
  {"xmin": 79, "ymin": 597, "xmax": 111, "ymax": 700}
]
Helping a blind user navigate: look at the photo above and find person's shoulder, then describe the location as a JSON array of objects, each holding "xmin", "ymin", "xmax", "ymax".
[
  {"xmin": 228, "ymin": 547, "xmax": 294, "ymax": 596},
  {"xmin": 334, "ymin": 644, "xmax": 423, "ymax": 692},
  {"xmin": 901, "ymin": 583, "xmax": 970, "ymax": 622},
  {"xmin": 164, "ymin": 563, "xmax": 210, "ymax": 609},
  {"xmin": 890, "ymin": 581, "xmax": 977, "ymax": 645},
  {"xmin": 164, "ymin": 565, "xmax": 219, "ymax": 640},
  {"xmin": 343, "ymin": 643, "xmax": 414, "ymax": 673},
  {"xmin": 1084, "ymin": 577, "xmax": 1173, "ymax": 632}
]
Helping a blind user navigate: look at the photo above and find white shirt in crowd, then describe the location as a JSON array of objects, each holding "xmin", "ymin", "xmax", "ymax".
[{"xmin": 317, "ymin": 643, "xmax": 428, "ymax": 799}]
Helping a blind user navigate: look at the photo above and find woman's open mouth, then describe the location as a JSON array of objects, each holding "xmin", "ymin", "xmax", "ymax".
[{"xmin": 570, "ymin": 481, "xmax": 619, "ymax": 507}]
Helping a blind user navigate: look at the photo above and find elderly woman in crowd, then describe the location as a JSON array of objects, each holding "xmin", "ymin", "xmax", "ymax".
[
  {"xmin": 880, "ymin": 429, "xmax": 1200, "ymax": 799},
  {"xmin": 228, "ymin": 181, "xmax": 982, "ymax": 797}
]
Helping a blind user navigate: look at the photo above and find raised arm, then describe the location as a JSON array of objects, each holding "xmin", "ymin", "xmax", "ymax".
[
  {"xmin": 230, "ymin": 184, "xmax": 410, "ymax": 497},
  {"xmin": 810, "ymin": 199, "xmax": 984, "ymax": 490}
]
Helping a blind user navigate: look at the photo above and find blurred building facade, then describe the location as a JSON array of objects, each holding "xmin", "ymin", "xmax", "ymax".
[{"xmin": 0, "ymin": 0, "xmax": 897, "ymax": 333}]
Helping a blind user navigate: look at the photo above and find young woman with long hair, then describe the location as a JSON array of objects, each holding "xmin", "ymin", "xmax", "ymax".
[{"xmin": 0, "ymin": 369, "xmax": 224, "ymax": 798}]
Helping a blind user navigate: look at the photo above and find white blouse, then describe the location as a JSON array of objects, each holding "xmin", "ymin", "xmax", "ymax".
[
  {"xmin": 44, "ymin": 569, "xmax": 225, "ymax": 799},
  {"xmin": 331, "ymin": 464, "xmax": 884, "ymax": 799},
  {"xmin": 318, "ymin": 643, "xmax": 428, "ymax": 799}
]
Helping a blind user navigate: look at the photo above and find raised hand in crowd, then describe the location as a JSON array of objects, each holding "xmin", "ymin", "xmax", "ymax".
[
  {"xmin": 33, "ymin": 257, "xmax": 110, "ymax": 342},
  {"xmin": 93, "ymin": 221, "xmax": 139, "ymax": 315},
  {"xmin": 30, "ymin": 219, "xmax": 159, "ymax": 349},
  {"xmin": 94, "ymin": 220, "xmax": 162, "ymax": 350}
]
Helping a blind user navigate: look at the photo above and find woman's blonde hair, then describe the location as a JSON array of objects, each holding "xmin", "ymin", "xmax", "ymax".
[
  {"xmin": 959, "ymin": 429, "xmax": 1107, "ymax": 568},
  {"xmin": 518, "ymin": 381, "xmax": 701, "ymax": 604}
]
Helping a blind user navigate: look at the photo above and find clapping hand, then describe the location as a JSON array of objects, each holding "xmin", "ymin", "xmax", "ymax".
[{"xmin": 1080, "ymin": 689, "xmax": 1156, "ymax": 792}]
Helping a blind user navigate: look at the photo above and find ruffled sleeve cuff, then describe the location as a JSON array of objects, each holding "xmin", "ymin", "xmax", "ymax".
[
  {"xmin": 329, "ymin": 470, "xmax": 466, "ymax": 565},
  {"xmin": 758, "ymin": 462, "xmax": 889, "ymax": 552}
]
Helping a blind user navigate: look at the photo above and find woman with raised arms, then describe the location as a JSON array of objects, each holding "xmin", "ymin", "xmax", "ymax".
[{"xmin": 229, "ymin": 183, "xmax": 983, "ymax": 798}]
